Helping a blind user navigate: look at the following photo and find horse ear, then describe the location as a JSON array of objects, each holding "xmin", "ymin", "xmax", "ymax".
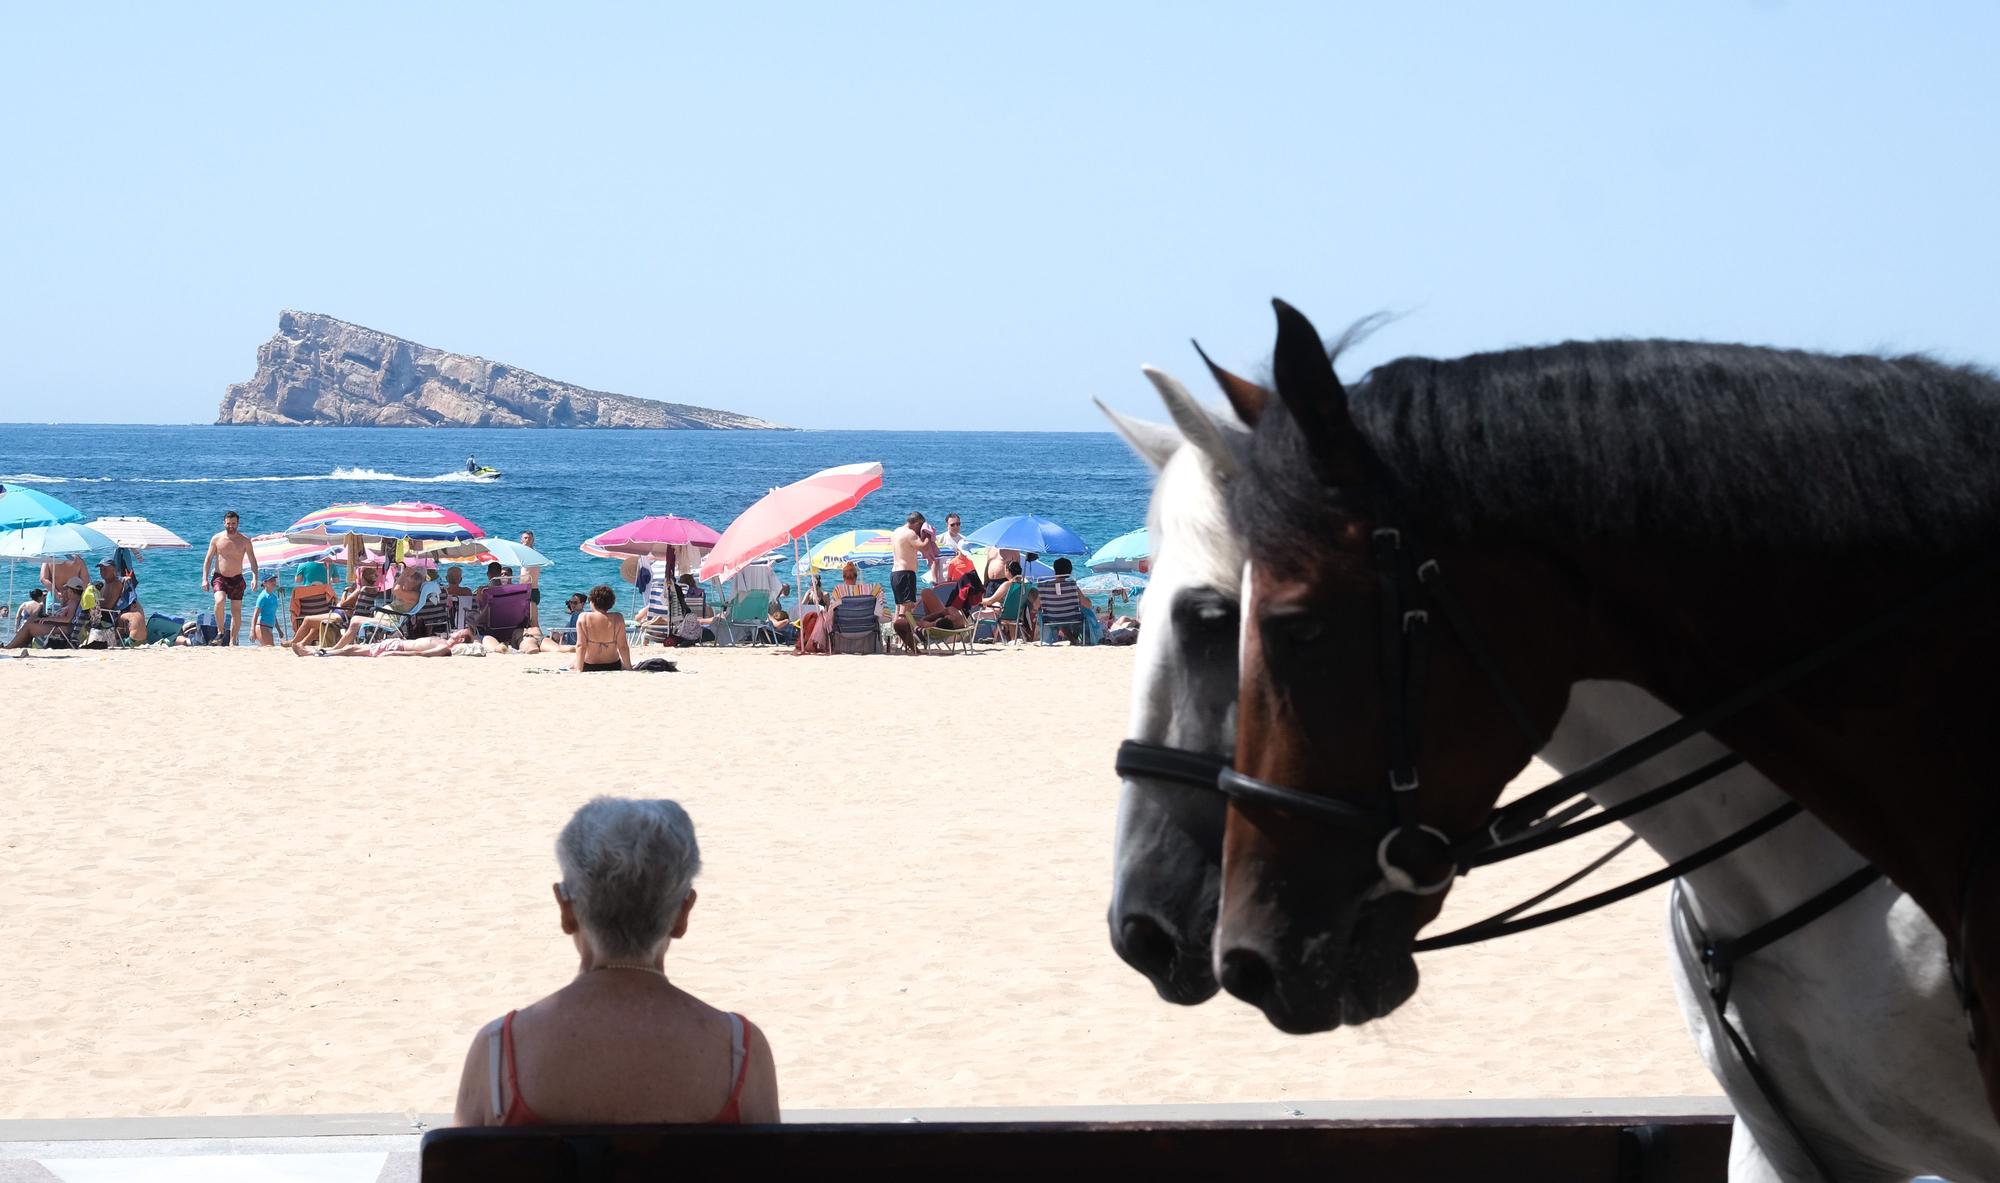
[
  {"xmin": 1094, "ymin": 397, "xmax": 1182, "ymax": 472},
  {"xmin": 1190, "ymin": 340, "xmax": 1267, "ymax": 427},
  {"xmin": 1271, "ymin": 298, "xmax": 1367, "ymax": 483},
  {"xmin": 1140, "ymin": 366, "xmax": 1241, "ymax": 479}
]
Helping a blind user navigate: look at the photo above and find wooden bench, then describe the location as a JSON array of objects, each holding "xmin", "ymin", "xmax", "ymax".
[{"xmin": 422, "ymin": 1114, "xmax": 1731, "ymax": 1181}]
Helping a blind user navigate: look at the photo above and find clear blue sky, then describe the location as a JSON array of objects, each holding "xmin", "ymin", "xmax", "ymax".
[{"xmin": 1, "ymin": 2, "xmax": 1993, "ymax": 430}]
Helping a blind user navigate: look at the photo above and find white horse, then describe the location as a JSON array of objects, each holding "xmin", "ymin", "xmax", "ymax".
[{"xmin": 1103, "ymin": 367, "xmax": 1998, "ymax": 1183}]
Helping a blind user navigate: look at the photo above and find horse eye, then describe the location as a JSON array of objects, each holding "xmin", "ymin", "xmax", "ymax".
[{"xmin": 1266, "ymin": 614, "xmax": 1325, "ymax": 648}]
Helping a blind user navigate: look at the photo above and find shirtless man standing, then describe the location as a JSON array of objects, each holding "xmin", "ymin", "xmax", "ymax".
[
  {"xmin": 888, "ymin": 512, "xmax": 933, "ymax": 655},
  {"xmin": 200, "ymin": 510, "xmax": 258, "ymax": 646}
]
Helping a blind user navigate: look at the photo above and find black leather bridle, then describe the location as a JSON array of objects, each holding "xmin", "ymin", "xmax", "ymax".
[{"xmin": 1115, "ymin": 514, "xmax": 1995, "ymax": 948}]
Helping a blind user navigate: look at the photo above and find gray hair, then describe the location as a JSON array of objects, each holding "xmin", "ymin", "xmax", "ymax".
[{"xmin": 554, "ymin": 797, "xmax": 702, "ymax": 960}]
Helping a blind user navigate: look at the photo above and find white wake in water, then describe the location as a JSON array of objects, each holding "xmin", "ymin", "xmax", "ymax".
[{"xmin": 0, "ymin": 468, "xmax": 494, "ymax": 485}]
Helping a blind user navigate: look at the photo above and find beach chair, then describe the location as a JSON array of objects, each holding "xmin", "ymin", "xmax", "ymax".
[
  {"xmin": 974, "ymin": 581, "xmax": 1026, "ymax": 644},
  {"xmin": 914, "ymin": 588, "xmax": 974, "ymax": 654},
  {"xmin": 1036, "ymin": 577, "xmax": 1089, "ymax": 645},
  {"xmin": 828, "ymin": 585, "xmax": 885, "ymax": 654},
  {"xmin": 37, "ymin": 603, "xmax": 85, "ymax": 650},
  {"xmin": 479, "ymin": 584, "xmax": 533, "ymax": 646},
  {"xmin": 356, "ymin": 583, "xmax": 442, "ymax": 643},
  {"xmin": 716, "ymin": 589, "xmax": 772, "ymax": 646},
  {"xmin": 289, "ymin": 585, "xmax": 337, "ymax": 644}
]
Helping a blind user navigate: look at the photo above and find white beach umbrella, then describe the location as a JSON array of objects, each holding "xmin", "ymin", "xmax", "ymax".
[{"xmin": 83, "ymin": 516, "xmax": 190, "ymax": 550}]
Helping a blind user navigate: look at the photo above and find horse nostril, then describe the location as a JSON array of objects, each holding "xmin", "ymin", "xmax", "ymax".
[
  {"xmin": 1118, "ymin": 914, "xmax": 1177, "ymax": 975},
  {"xmin": 1219, "ymin": 947, "xmax": 1276, "ymax": 1007}
]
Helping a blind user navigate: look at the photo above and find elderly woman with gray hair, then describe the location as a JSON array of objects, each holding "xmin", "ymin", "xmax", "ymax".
[{"xmin": 453, "ymin": 797, "xmax": 778, "ymax": 1125}]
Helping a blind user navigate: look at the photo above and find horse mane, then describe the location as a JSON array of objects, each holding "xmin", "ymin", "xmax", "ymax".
[{"xmin": 1241, "ymin": 333, "xmax": 2000, "ymax": 556}]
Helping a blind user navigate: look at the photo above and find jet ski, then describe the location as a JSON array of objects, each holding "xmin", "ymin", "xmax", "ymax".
[{"xmin": 468, "ymin": 465, "xmax": 502, "ymax": 480}]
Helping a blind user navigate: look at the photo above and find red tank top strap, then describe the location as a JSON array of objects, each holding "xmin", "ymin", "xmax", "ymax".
[
  {"xmin": 711, "ymin": 1013, "xmax": 753, "ymax": 1124},
  {"xmin": 498, "ymin": 1010, "xmax": 542, "ymax": 1125}
]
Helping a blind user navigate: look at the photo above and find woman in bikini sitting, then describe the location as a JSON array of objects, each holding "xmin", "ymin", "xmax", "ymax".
[
  {"xmin": 452, "ymin": 796, "xmax": 778, "ymax": 1126},
  {"xmin": 572, "ymin": 583, "xmax": 631, "ymax": 672}
]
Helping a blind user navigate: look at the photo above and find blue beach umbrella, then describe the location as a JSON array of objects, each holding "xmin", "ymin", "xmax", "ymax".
[
  {"xmin": 0, "ymin": 486, "xmax": 84, "ymax": 530},
  {"xmin": 1086, "ymin": 527, "xmax": 1150, "ymax": 574},
  {"xmin": 963, "ymin": 514, "xmax": 1090, "ymax": 556}
]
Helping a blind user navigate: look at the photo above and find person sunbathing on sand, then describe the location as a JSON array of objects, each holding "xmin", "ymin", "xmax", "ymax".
[
  {"xmin": 453, "ymin": 796, "xmax": 778, "ymax": 1126},
  {"xmin": 290, "ymin": 626, "xmax": 493, "ymax": 658}
]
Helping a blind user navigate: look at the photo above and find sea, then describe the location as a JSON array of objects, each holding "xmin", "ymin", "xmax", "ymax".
[{"xmin": 0, "ymin": 425, "xmax": 1153, "ymax": 620}]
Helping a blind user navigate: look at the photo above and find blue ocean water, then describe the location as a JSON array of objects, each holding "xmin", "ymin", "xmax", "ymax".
[{"xmin": 0, "ymin": 425, "xmax": 1152, "ymax": 620}]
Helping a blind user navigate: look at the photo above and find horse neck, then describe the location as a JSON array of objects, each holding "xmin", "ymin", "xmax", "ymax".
[
  {"xmin": 1570, "ymin": 545, "xmax": 1989, "ymax": 934},
  {"xmin": 1544, "ymin": 680, "xmax": 1871, "ymax": 938}
]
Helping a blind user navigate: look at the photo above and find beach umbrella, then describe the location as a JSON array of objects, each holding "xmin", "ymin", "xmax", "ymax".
[
  {"xmin": 287, "ymin": 501, "xmax": 484, "ymax": 541},
  {"xmin": 580, "ymin": 515, "xmax": 720, "ymax": 559},
  {"xmin": 1086, "ymin": 527, "xmax": 1150, "ymax": 574},
  {"xmin": 806, "ymin": 529, "xmax": 892, "ymax": 570},
  {"xmin": 426, "ymin": 537, "xmax": 553, "ymax": 569},
  {"xmin": 82, "ymin": 516, "xmax": 190, "ymax": 550},
  {"xmin": 964, "ymin": 514, "xmax": 1090, "ymax": 556},
  {"xmin": 0, "ymin": 521, "xmax": 117, "ymax": 559},
  {"xmin": 0, "ymin": 486, "xmax": 83, "ymax": 530},
  {"xmin": 698, "ymin": 461, "xmax": 885, "ymax": 582},
  {"xmin": 250, "ymin": 532, "xmax": 339, "ymax": 570}
]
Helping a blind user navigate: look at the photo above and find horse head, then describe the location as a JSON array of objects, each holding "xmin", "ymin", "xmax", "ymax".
[
  {"xmin": 1097, "ymin": 361, "xmax": 1260, "ymax": 1005},
  {"xmin": 1218, "ymin": 299, "xmax": 1583, "ymax": 1033}
]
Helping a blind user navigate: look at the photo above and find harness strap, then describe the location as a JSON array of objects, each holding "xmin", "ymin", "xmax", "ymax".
[
  {"xmin": 1217, "ymin": 767, "xmax": 1391, "ymax": 830},
  {"xmin": 1412, "ymin": 800, "xmax": 1803, "ymax": 951},
  {"xmin": 1674, "ymin": 872, "xmax": 1880, "ymax": 1183},
  {"xmin": 1704, "ymin": 865, "xmax": 1882, "ymax": 978}
]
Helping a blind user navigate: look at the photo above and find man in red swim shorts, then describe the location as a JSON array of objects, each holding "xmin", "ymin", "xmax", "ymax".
[{"xmin": 200, "ymin": 509, "xmax": 259, "ymax": 646}]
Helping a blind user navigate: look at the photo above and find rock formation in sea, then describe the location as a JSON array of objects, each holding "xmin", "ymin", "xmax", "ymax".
[{"xmin": 216, "ymin": 311, "xmax": 786, "ymax": 429}]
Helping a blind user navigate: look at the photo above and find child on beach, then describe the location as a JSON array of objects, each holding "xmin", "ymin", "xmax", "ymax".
[{"xmin": 251, "ymin": 575, "xmax": 281, "ymax": 646}]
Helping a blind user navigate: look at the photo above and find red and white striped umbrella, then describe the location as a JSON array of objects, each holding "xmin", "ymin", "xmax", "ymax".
[
  {"xmin": 287, "ymin": 501, "xmax": 484, "ymax": 541},
  {"xmin": 698, "ymin": 462, "xmax": 883, "ymax": 581},
  {"xmin": 250, "ymin": 532, "xmax": 339, "ymax": 570}
]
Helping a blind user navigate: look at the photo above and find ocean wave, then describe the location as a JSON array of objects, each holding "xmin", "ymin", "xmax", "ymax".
[{"xmin": 2, "ymin": 468, "xmax": 493, "ymax": 485}]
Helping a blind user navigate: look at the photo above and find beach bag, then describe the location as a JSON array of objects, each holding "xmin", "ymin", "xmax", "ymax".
[{"xmin": 146, "ymin": 613, "xmax": 183, "ymax": 644}]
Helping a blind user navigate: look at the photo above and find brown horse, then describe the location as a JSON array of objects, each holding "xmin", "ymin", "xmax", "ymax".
[{"xmin": 1216, "ymin": 299, "xmax": 2000, "ymax": 1118}]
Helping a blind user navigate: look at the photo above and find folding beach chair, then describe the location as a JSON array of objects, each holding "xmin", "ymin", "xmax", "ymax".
[
  {"xmin": 356, "ymin": 583, "xmax": 441, "ymax": 643},
  {"xmin": 1036, "ymin": 577, "xmax": 1089, "ymax": 645},
  {"xmin": 290, "ymin": 585, "xmax": 338, "ymax": 645},
  {"xmin": 915, "ymin": 588, "xmax": 974, "ymax": 654},
  {"xmin": 478, "ymin": 584, "xmax": 533, "ymax": 647},
  {"xmin": 974, "ymin": 581, "xmax": 1026, "ymax": 644},
  {"xmin": 716, "ymin": 589, "xmax": 772, "ymax": 646},
  {"xmin": 828, "ymin": 585, "xmax": 885, "ymax": 654},
  {"xmin": 37, "ymin": 603, "xmax": 85, "ymax": 650}
]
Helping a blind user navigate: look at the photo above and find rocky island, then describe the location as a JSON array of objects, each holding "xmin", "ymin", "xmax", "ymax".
[{"xmin": 216, "ymin": 311, "xmax": 786, "ymax": 429}]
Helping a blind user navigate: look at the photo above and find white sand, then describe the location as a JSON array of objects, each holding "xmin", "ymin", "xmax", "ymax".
[{"xmin": 0, "ymin": 644, "xmax": 1716, "ymax": 1118}]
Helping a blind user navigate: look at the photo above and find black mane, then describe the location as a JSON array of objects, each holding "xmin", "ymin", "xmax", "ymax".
[{"xmin": 1240, "ymin": 335, "xmax": 2000, "ymax": 556}]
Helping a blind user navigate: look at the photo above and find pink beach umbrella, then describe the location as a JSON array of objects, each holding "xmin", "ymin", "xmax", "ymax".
[
  {"xmin": 698, "ymin": 462, "xmax": 885, "ymax": 582},
  {"xmin": 580, "ymin": 515, "xmax": 722, "ymax": 560},
  {"xmin": 250, "ymin": 532, "xmax": 339, "ymax": 570},
  {"xmin": 287, "ymin": 501, "xmax": 485, "ymax": 542}
]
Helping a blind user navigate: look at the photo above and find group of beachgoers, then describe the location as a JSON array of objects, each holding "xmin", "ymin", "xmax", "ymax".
[{"xmin": 9, "ymin": 507, "xmax": 1138, "ymax": 661}]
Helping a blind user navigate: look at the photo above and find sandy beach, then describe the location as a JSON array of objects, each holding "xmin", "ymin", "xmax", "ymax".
[{"xmin": 0, "ymin": 643, "xmax": 1717, "ymax": 1119}]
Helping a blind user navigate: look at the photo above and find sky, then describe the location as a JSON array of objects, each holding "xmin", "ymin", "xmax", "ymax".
[{"xmin": 1, "ymin": 1, "xmax": 1994, "ymax": 430}]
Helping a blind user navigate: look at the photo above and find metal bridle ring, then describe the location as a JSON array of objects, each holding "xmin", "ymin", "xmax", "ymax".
[{"xmin": 1376, "ymin": 826, "xmax": 1457, "ymax": 897}]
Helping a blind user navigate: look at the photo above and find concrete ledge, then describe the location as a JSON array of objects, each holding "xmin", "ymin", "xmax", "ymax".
[{"xmin": 0, "ymin": 1097, "xmax": 1732, "ymax": 1154}]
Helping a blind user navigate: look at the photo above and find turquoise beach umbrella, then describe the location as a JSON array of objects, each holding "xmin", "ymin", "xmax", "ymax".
[
  {"xmin": 0, "ymin": 486, "xmax": 83, "ymax": 530},
  {"xmin": 1086, "ymin": 527, "xmax": 1149, "ymax": 574},
  {"xmin": 0, "ymin": 521, "xmax": 117, "ymax": 559}
]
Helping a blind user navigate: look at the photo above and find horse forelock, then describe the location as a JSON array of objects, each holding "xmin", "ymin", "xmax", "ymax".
[{"xmin": 1150, "ymin": 437, "xmax": 1246, "ymax": 599}]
